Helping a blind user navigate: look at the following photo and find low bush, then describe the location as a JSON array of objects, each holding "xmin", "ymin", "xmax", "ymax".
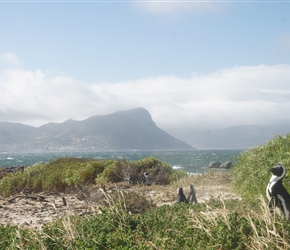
[
  {"xmin": 0, "ymin": 157, "xmax": 185, "ymax": 196},
  {"xmin": 0, "ymin": 225, "xmax": 18, "ymax": 249}
]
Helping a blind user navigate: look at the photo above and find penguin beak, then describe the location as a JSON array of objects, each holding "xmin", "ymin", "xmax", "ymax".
[{"xmin": 268, "ymin": 168, "xmax": 273, "ymax": 173}]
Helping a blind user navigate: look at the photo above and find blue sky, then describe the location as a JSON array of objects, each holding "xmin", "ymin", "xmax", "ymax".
[{"xmin": 1, "ymin": 1, "xmax": 290, "ymax": 132}]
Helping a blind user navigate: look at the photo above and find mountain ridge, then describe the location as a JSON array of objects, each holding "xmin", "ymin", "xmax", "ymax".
[
  {"xmin": 0, "ymin": 108, "xmax": 193, "ymax": 152},
  {"xmin": 2, "ymin": 108, "xmax": 289, "ymax": 151}
]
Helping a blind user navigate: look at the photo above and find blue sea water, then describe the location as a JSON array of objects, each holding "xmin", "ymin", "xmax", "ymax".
[{"xmin": 0, "ymin": 150, "xmax": 243, "ymax": 174}]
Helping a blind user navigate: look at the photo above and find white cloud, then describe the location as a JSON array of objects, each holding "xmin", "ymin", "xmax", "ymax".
[
  {"xmin": 0, "ymin": 52, "xmax": 22, "ymax": 68},
  {"xmin": 1, "ymin": 64, "xmax": 290, "ymax": 130}
]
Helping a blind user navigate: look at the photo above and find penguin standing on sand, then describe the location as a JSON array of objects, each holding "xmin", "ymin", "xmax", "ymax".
[
  {"xmin": 266, "ymin": 164, "xmax": 290, "ymax": 220},
  {"xmin": 187, "ymin": 184, "xmax": 197, "ymax": 204},
  {"xmin": 176, "ymin": 187, "xmax": 188, "ymax": 204}
]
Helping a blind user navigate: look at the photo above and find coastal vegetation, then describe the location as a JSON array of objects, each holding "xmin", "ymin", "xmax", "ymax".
[
  {"xmin": 1, "ymin": 134, "xmax": 290, "ymax": 249},
  {"xmin": 0, "ymin": 156, "xmax": 186, "ymax": 197},
  {"xmin": 232, "ymin": 134, "xmax": 290, "ymax": 201}
]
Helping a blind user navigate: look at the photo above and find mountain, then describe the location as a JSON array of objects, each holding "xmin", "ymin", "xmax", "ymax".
[
  {"xmin": 0, "ymin": 108, "xmax": 193, "ymax": 152},
  {"xmin": 167, "ymin": 125, "xmax": 290, "ymax": 149}
]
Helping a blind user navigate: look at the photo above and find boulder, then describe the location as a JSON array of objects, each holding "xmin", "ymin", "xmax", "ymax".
[
  {"xmin": 208, "ymin": 161, "xmax": 221, "ymax": 168},
  {"xmin": 220, "ymin": 161, "xmax": 232, "ymax": 169}
]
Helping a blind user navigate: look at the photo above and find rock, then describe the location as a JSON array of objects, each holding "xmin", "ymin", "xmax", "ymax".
[
  {"xmin": 220, "ymin": 161, "xmax": 232, "ymax": 169},
  {"xmin": 208, "ymin": 161, "xmax": 221, "ymax": 168},
  {"xmin": 0, "ymin": 166, "xmax": 29, "ymax": 177}
]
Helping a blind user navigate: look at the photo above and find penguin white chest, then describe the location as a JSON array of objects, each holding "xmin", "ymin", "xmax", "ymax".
[{"xmin": 266, "ymin": 181, "xmax": 275, "ymax": 201}]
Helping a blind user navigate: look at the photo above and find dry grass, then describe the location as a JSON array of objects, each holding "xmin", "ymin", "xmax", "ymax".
[
  {"xmin": 243, "ymin": 197, "xmax": 290, "ymax": 250},
  {"xmin": 93, "ymin": 170, "xmax": 238, "ymax": 207}
]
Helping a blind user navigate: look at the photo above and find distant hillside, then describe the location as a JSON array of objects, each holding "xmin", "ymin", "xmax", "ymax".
[
  {"xmin": 168, "ymin": 125, "xmax": 290, "ymax": 149},
  {"xmin": 0, "ymin": 108, "xmax": 193, "ymax": 152}
]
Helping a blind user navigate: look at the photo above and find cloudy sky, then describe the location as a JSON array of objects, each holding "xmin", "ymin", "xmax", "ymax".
[{"xmin": 1, "ymin": 1, "xmax": 290, "ymax": 132}]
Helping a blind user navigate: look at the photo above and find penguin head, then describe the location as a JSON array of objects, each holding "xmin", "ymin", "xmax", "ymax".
[
  {"xmin": 177, "ymin": 187, "xmax": 183, "ymax": 195},
  {"xmin": 269, "ymin": 164, "xmax": 286, "ymax": 179}
]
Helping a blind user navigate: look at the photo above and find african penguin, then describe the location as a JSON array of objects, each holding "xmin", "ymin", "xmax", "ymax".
[
  {"xmin": 140, "ymin": 172, "xmax": 149, "ymax": 184},
  {"xmin": 176, "ymin": 187, "xmax": 188, "ymax": 204},
  {"xmin": 187, "ymin": 184, "xmax": 197, "ymax": 204},
  {"xmin": 266, "ymin": 164, "xmax": 290, "ymax": 220}
]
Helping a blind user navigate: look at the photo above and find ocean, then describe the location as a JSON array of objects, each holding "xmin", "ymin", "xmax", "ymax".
[{"xmin": 0, "ymin": 149, "xmax": 243, "ymax": 174}]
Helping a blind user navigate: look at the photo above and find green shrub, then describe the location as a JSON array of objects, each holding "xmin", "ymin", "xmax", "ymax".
[
  {"xmin": 0, "ymin": 224, "xmax": 43, "ymax": 249},
  {"xmin": 231, "ymin": 134, "xmax": 290, "ymax": 201},
  {"xmin": 0, "ymin": 225, "xmax": 18, "ymax": 249},
  {"xmin": 76, "ymin": 160, "xmax": 105, "ymax": 184},
  {"xmin": 136, "ymin": 157, "xmax": 174, "ymax": 184},
  {"xmin": 96, "ymin": 160, "xmax": 125, "ymax": 183},
  {"xmin": 0, "ymin": 157, "xmax": 184, "ymax": 196}
]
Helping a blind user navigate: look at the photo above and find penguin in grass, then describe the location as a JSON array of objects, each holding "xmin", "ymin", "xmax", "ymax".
[
  {"xmin": 140, "ymin": 172, "xmax": 149, "ymax": 184},
  {"xmin": 266, "ymin": 164, "xmax": 290, "ymax": 220}
]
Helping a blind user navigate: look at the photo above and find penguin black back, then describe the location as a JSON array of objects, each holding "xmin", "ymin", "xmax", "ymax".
[
  {"xmin": 176, "ymin": 187, "xmax": 188, "ymax": 204},
  {"xmin": 266, "ymin": 164, "xmax": 290, "ymax": 220}
]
